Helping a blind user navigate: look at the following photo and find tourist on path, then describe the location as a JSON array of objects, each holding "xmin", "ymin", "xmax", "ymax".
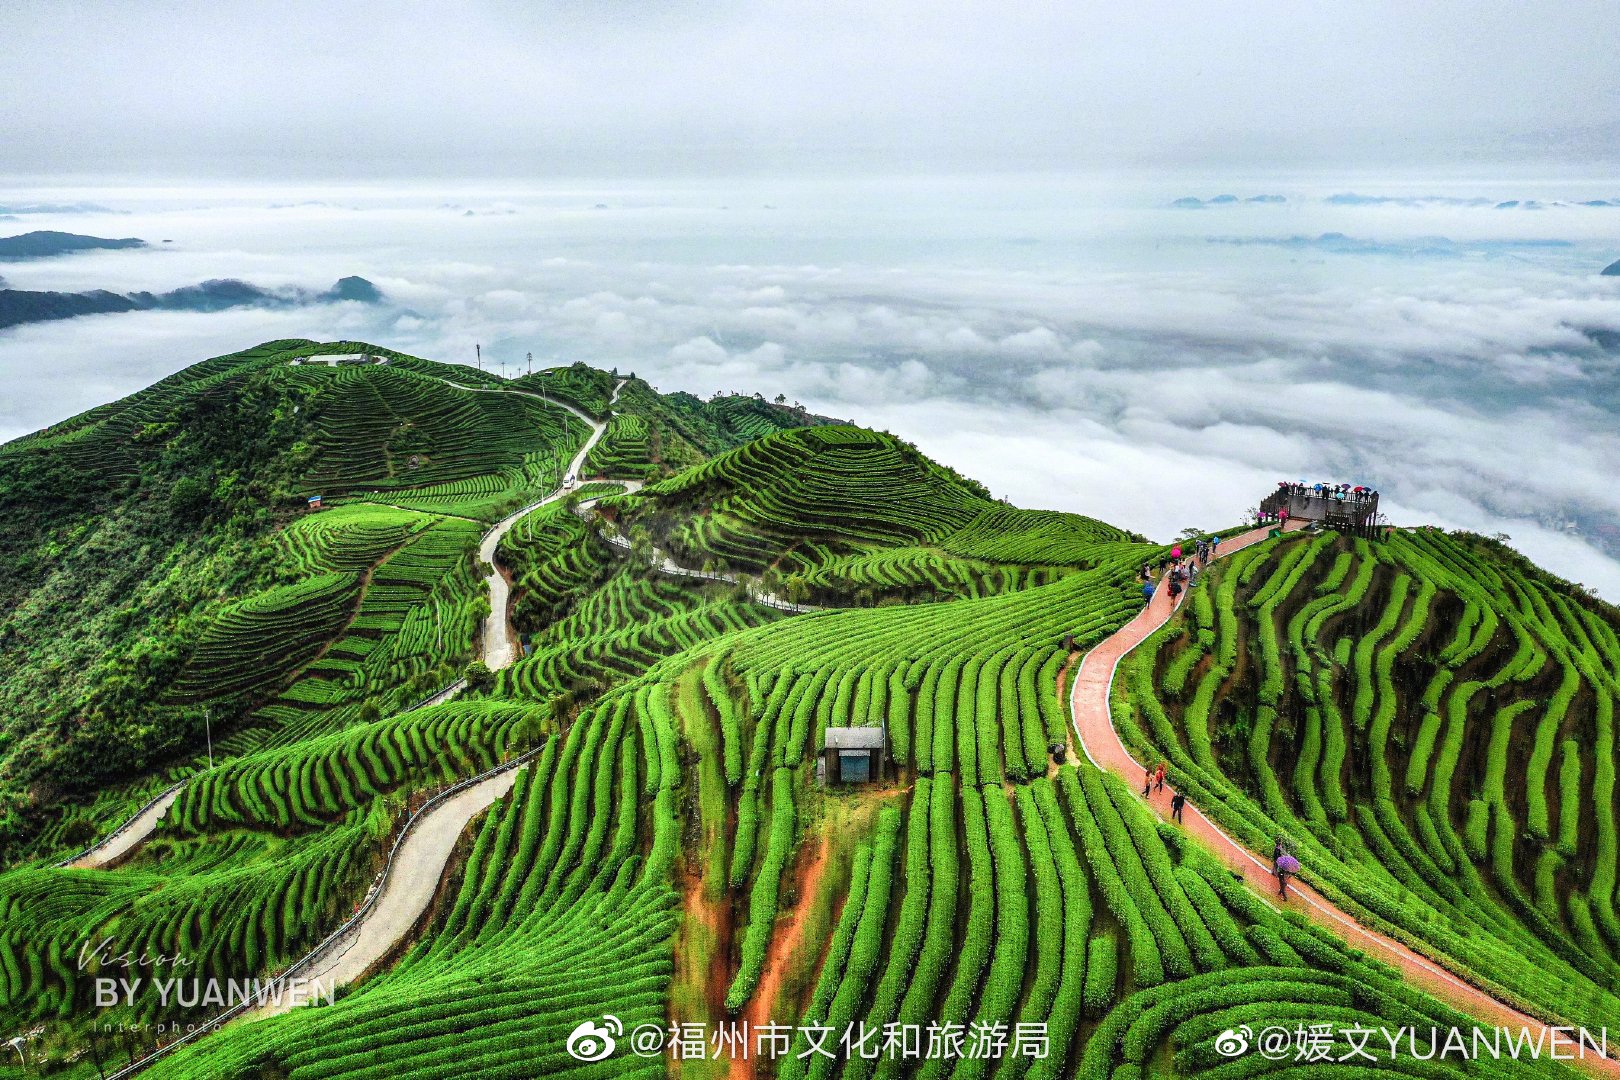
[
  {"xmin": 1274, "ymin": 841, "xmax": 1300, "ymax": 900},
  {"xmin": 1154, "ymin": 762, "xmax": 1167, "ymax": 792},
  {"xmin": 1171, "ymin": 791, "xmax": 1186, "ymax": 823},
  {"xmin": 1142, "ymin": 767, "xmax": 1153, "ymax": 797},
  {"xmin": 1276, "ymin": 853, "xmax": 1300, "ymax": 899}
]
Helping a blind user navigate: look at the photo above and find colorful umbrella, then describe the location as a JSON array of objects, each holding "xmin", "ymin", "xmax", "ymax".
[{"xmin": 1276, "ymin": 854, "xmax": 1301, "ymax": 874}]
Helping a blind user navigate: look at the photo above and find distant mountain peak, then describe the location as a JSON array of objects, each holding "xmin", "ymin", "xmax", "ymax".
[
  {"xmin": 327, "ymin": 275, "xmax": 384, "ymax": 303},
  {"xmin": 0, "ymin": 230, "xmax": 147, "ymax": 260}
]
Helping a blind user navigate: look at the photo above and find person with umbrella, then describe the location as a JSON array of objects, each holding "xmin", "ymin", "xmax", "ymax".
[{"xmin": 1275, "ymin": 843, "xmax": 1300, "ymax": 899}]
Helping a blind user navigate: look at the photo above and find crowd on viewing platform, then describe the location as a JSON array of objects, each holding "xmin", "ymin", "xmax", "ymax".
[
  {"xmin": 1274, "ymin": 480, "xmax": 1379, "ymax": 504},
  {"xmin": 1258, "ymin": 479, "xmax": 1384, "ymax": 538}
]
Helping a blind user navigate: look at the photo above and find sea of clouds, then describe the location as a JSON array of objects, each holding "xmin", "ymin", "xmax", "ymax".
[{"xmin": 1, "ymin": 173, "xmax": 1617, "ymax": 595}]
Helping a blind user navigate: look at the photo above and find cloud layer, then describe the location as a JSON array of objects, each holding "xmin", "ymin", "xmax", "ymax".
[{"xmin": 2, "ymin": 178, "xmax": 1617, "ymax": 595}]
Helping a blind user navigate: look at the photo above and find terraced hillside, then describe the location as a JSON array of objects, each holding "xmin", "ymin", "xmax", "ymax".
[
  {"xmin": 578, "ymin": 376, "xmax": 835, "ymax": 481},
  {"xmin": 2, "ymin": 339, "xmax": 1616, "ymax": 1080},
  {"xmin": 92, "ymin": 529, "xmax": 1584, "ymax": 1080},
  {"xmin": 0, "ymin": 345, "xmax": 532, "ymax": 856},
  {"xmin": 607, "ymin": 425, "xmax": 1145, "ymax": 604},
  {"xmin": 1118, "ymin": 529, "xmax": 1620, "ymax": 1038},
  {"xmin": 0, "ymin": 341, "xmax": 824, "ymax": 862}
]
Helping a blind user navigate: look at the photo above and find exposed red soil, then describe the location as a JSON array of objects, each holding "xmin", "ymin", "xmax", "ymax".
[
  {"xmin": 729, "ymin": 834, "xmax": 831, "ymax": 1080},
  {"xmin": 678, "ymin": 857, "xmax": 735, "ymax": 1023}
]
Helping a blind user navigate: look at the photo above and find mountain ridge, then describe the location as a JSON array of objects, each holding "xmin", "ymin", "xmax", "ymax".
[{"xmin": 0, "ymin": 276, "xmax": 384, "ymax": 331}]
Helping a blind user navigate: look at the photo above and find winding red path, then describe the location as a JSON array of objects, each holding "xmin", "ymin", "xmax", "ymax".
[{"xmin": 1068, "ymin": 524, "xmax": 1620, "ymax": 1076}]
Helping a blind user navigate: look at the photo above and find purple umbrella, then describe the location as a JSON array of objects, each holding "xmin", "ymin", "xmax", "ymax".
[{"xmin": 1276, "ymin": 854, "xmax": 1301, "ymax": 874}]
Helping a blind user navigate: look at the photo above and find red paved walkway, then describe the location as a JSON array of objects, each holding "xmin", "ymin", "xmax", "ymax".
[{"xmin": 1068, "ymin": 524, "xmax": 1620, "ymax": 1075}]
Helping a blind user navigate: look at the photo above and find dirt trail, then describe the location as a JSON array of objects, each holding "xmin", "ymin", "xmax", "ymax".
[
  {"xmin": 1068, "ymin": 523, "xmax": 1620, "ymax": 1077},
  {"xmin": 63, "ymin": 788, "xmax": 184, "ymax": 870},
  {"xmin": 678, "ymin": 867, "xmax": 733, "ymax": 1018},
  {"xmin": 730, "ymin": 835, "xmax": 831, "ymax": 1080}
]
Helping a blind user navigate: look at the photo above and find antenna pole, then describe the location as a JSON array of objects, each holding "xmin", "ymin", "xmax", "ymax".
[{"xmin": 476, "ymin": 343, "xmax": 481, "ymax": 371}]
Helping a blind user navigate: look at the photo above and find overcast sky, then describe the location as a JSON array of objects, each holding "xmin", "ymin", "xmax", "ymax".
[{"xmin": 4, "ymin": 0, "xmax": 1619, "ymax": 178}]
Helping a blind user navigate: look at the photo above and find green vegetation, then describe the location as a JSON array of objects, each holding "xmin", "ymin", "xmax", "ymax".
[
  {"xmin": 608, "ymin": 424, "xmax": 1142, "ymax": 604},
  {"xmin": 583, "ymin": 412, "xmax": 657, "ymax": 479},
  {"xmin": 166, "ymin": 572, "xmax": 363, "ymax": 704},
  {"xmin": 603, "ymin": 378, "xmax": 834, "ymax": 475},
  {"xmin": 510, "ymin": 361, "xmax": 619, "ymax": 418},
  {"xmin": 0, "ymin": 338, "xmax": 1608, "ymax": 1080},
  {"xmin": 1123, "ymin": 528, "xmax": 1620, "ymax": 1038},
  {"xmin": 0, "ymin": 340, "xmax": 824, "ymax": 860}
]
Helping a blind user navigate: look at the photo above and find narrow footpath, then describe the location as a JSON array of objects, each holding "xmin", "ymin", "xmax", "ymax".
[
  {"xmin": 94, "ymin": 376, "xmax": 636, "ymax": 1074},
  {"xmin": 476, "ymin": 380, "xmax": 624, "ymax": 669},
  {"xmin": 1068, "ymin": 524, "xmax": 1620, "ymax": 1076}
]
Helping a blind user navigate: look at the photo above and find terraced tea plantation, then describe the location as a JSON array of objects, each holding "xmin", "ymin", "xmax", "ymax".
[
  {"xmin": 0, "ymin": 337, "xmax": 1615, "ymax": 1080},
  {"xmin": 608, "ymin": 425, "xmax": 1145, "ymax": 604},
  {"xmin": 1119, "ymin": 529, "xmax": 1620, "ymax": 1037}
]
